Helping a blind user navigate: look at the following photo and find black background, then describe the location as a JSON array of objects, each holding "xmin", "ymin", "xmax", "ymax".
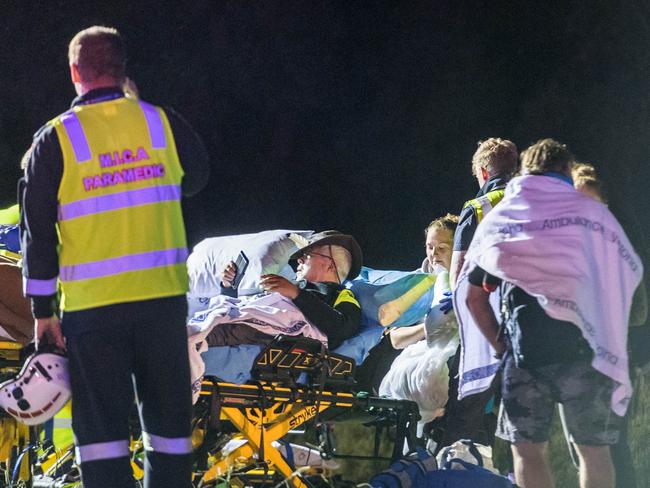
[{"xmin": 2, "ymin": 1, "xmax": 649, "ymax": 270}]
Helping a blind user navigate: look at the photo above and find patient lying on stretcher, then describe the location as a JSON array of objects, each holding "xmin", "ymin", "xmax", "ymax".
[{"xmin": 204, "ymin": 230, "xmax": 363, "ymax": 350}]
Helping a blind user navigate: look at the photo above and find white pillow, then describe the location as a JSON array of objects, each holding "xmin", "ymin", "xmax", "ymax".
[{"xmin": 187, "ymin": 229, "xmax": 314, "ymax": 298}]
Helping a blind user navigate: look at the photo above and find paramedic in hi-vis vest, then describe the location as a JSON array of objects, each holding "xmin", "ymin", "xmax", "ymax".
[
  {"xmin": 437, "ymin": 138, "xmax": 519, "ymax": 452},
  {"xmin": 20, "ymin": 26, "xmax": 209, "ymax": 488}
]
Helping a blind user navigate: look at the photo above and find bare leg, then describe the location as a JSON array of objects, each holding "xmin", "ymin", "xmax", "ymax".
[
  {"xmin": 574, "ymin": 444, "xmax": 615, "ymax": 488},
  {"xmin": 512, "ymin": 442, "xmax": 555, "ymax": 488}
]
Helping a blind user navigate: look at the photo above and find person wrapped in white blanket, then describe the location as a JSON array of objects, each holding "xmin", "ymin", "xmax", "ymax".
[
  {"xmin": 459, "ymin": 139, "xmax": 644, "ymax": 488},
  {"xmin": 378, "ymin": 214, "xmax": 459, "ymax": 428}
]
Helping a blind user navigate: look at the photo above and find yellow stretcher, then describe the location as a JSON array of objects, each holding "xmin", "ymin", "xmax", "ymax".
[
  {"xmin": 193, "ymin": 336, "xmax": 421, "ymax": 488},
  {"xmin": 0, "ymin": 336, "xmax": 421, "ymax": 487},
  {"xmin": 0, "ymin": 342, "xmax": 79, "ymax": 486},
  {"xmin": 0, "ymin": 341, "xmax": 34, "ymax": 485}
]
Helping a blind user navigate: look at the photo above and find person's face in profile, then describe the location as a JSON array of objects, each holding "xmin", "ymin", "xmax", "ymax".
[
  {"xmin": 425, "ymin": 227, "xmax": 453, "ymax": 271},
  {"xmin": 295, "ymin": 245, "xmax": 336, "ymax": 282}
]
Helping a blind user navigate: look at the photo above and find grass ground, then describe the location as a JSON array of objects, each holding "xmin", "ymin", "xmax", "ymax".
[{"xmin": 336, "ymin": 368, "xmax": 650, "ymax": 487}]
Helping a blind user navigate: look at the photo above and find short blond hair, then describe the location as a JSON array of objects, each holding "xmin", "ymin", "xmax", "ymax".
[
  {"xmin": 424, "ymin": 213, "xmax": 459, "ymax": 238},
  {"xmin": 521, "ymin": 138, "xmax": 573, "ymax": 175},
  {"xmin": 68, "ymin": 26, "xmax": 126, "ymax": 84},
  {"xmin": 572, "ymin": 162, "xmax": 605, "ymax": 202},
  {"xmin": 471, "ymin": 138, "xmax": 519, "ymax": 178},
  {"xmin": 572, "ymin": 162, "xmax": 597, "ymax": 180}
]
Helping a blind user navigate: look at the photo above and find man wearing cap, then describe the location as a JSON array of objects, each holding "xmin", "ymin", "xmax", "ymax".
[
  {"xmin": 21, "ymin": 26, "xmax": 209, "ymax": 488},
  {"xmin": 208, "ymin": 230, "xmax": 363, "ymax": 350}
]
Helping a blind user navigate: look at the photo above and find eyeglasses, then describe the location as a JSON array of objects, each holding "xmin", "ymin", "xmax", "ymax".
[
  {"xmin": 299, "ymin": 245, "xmax": 341, "ymax": 283},
  {"xmin": 302, "ymin": 251, "xmax": 334, "ymax": 262}
]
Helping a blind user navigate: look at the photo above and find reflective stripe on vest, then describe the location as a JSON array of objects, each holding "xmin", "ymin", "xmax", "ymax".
[
  {"xmin": 51, "ymin": 98, "xmax": 188, "ymax": 311},
  {"xmin": 52, "ymin": 401, "xmax": 74, "ymax": 450},
  {"xmin": 60, "ymin": 248, "xmax": 188, "ymax": 282},
  {"xmin": 462, "ymin": 189, "xmax": 505, "ymax": 223},
  {"xmin": 139, "ymin": 101, "xmax": 167, "ymax": 149},
  {"xmin": 58, "ymin": 184, "xmax": 180, "ymax": 221},
  {"xmin": 60, "ymin": 112, "xmax": 92, "ymax": 163},
  {"xmin": 76, "ymin": 439, "xmax": 130, "ymax": 463},
  {"xmin": 52, "ymin": 417, "xmax": 72, "ymax": 430},
  {"xmin": 333, "ymin": 289, "xmax": 360, "ymax": 308},
  {"xmin": 142, "ymin": 432, "xmax": 192, "ymax": 454}
]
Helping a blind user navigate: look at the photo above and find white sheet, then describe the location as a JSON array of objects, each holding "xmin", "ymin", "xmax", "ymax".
[{"xmin": 187, "ymin": 292, "xmax": 327, "ymax": 402}]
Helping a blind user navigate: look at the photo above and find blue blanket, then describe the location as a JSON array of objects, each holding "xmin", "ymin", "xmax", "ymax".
[
  {"xmin": 350, "ymin": 266, "xmax": 436, "ymax": 328},
  {"xmin": 0, "ymin": 225, "xmax": 20, "ymax": 254},
  {"xmin": 202, "ymin": 325, "xmax": 383, "ymax": 383}
]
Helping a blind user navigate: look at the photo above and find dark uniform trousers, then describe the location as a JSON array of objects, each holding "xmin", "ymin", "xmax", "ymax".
[{"xmin": 63, "ymin": 295, "xmax": 192, "ymax": 488}]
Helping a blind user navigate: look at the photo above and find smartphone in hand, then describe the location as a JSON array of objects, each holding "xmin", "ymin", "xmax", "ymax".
[{"xmin": 230, "ymin": 251, "xmax": 249, "ymax": 290}]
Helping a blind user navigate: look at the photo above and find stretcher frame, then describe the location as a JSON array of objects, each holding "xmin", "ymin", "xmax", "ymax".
[
  {"xmin": 0, "ymin": 341, "xmax": 35, "ymax": 485},
  {"xmin": 195, "ymin": 378, "xmax": 420, "ymax": 487},
  {"xmin": 1, "ymin": 336, "xmax": 422, "ymax": 488}
]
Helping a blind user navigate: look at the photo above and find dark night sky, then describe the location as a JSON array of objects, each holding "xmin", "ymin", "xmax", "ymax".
[{"xmin": 2, "ymin": 1, "xmax": 650, "ymax": 270}]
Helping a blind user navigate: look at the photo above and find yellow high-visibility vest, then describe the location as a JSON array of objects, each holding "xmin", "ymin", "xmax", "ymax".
[
  {"xmin": 51, "ymin": 400, "xmax": 74, "ymax": 451},
  {"xmin": 0, "ymin": 204, "xmax": 20, "ymax": 225},
  {"xmin": 47, "ymin": 97, "xmax": 188, "ymax": 311},
  {"xmin": 462, "ymin": 189, "xmax": 505, "ymax": 223}
]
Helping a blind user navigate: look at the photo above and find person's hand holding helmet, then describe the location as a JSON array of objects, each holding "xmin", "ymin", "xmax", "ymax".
[{"xmin": 35, "ymin": 316, "xmax": 66, "ymax": 352}]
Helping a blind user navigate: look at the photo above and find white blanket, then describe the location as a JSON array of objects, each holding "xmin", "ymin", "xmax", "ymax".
[
  {"xmin": 454, "ymin": 175, "xmax": 643, "ymax": 416},
  {"xmin": 379, "ymin": 321, "xmax": 458, "ymax": 424},
  {"xmin": 379, "ymin": 267, "xmax": 458, "ymax": 425},
  {"xmin": 187, "ymin": 292, "xmax": 327, "ymax": 401}
]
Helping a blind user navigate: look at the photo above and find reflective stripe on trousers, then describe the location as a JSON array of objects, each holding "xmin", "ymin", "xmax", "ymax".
[
  {"xmin": 76, "ymin": 439, "xmax": 130, "ymax": 463},
  {"xmin": 142, "ymin": 432, "xmax": 192, "ymax": 455}
]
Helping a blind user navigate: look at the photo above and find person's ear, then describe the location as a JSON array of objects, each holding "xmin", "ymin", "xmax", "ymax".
[
  {"xmin": 70, "ymin": 64, "xmax": 81, "ymax": 84},
  {"xmin": 481, "ymin": 167, "xmax": 489, "ymax": 182}
]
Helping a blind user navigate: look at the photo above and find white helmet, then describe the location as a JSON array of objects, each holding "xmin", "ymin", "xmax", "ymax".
[{"xmin": 0, "ymin": 352, "xmax": 71, "ymax": 426}]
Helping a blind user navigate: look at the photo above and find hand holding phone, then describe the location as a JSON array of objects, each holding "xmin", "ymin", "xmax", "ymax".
[
  {"xmin": 220, "ymin": 262, "xmax": 237, "ymax": 288},
  {"xmin": 230, "ymin": 251, "xmax": 249, "ymax": 290}
]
